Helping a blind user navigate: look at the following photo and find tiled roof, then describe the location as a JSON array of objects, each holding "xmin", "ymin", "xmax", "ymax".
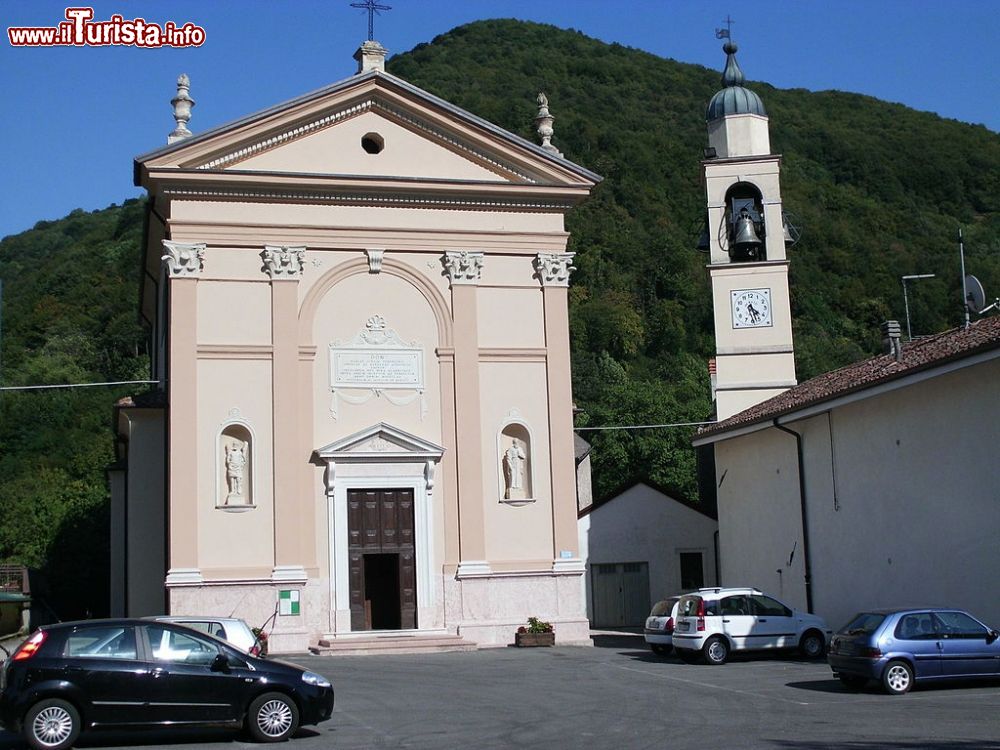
[{"xmin": 699, "ymin": 316, "xmax": 1000, "ymax": 439}]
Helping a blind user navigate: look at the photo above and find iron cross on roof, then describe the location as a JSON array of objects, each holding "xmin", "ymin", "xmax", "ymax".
[
  {"xmin": 350, "ymin": 0, "xmax": 392, "ymax": 41},
  {"xmin": 715, "ymin": 14, "xmax": 734, "ymax": 40}
]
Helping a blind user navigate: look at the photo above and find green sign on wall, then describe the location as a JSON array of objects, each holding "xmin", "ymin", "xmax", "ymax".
[{"xmin": 278, "ymin": 589, "xmax": 300, "ymax": 616}]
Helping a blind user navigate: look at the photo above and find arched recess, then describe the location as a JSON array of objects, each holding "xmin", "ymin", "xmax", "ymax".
[
  {"xmin": 497, "ymin": 413, "xmax": 535, "ymax": 505},
  {"xmin": 299, "ymin": 256, "xmax": 453, "ymax": 348},
  {"xmin": 216, "ymin": 419, "xmax": 256, "ymax": 511}
]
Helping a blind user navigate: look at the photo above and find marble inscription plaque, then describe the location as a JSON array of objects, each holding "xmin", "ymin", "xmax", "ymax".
[{"xmin": 331, "ymin": 348, "xmax": 423, "ymax": 390}]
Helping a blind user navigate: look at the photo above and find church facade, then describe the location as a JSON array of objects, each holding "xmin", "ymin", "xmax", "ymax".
[{"xmin": 111, "ymin": 43, "xmax": 600, "ymax": 651}]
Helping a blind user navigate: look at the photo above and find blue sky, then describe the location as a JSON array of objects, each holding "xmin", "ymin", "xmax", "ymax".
[{"xmin": 1, "ymin": 0, "xmax": 996, "ymax": 239}]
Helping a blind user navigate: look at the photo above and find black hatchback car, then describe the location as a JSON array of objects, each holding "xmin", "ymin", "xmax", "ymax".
[{"xmin": 0, "ymin": 618, "xmax": 334, "ymax": 750}]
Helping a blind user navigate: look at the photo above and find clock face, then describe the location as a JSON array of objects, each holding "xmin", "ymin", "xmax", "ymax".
[{"xmin": 731, "ymin": 288, "xmax": 772, "ymax": 328}]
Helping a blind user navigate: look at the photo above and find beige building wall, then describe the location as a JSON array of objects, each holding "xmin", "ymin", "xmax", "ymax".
[
  {"xmin": 132, "ymin": 65, "xmax": 599, "ymax": 651},
  {"xmin": 713, "ymin": 357, "xmax": 1000, "ymax": 630}
]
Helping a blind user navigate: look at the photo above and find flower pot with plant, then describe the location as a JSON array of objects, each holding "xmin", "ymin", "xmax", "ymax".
[{"xmin": 515, "ymin": 616, "xmax": 555, "ymax": 647}]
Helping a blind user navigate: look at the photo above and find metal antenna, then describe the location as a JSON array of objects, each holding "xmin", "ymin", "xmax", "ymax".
[
  {"xmin": 715, "ymin": 15, "xmax": 734, "ymax": 40},
  {"xmin": 350, "ymin": 0, "xmax": 391, "ymax": 41}
]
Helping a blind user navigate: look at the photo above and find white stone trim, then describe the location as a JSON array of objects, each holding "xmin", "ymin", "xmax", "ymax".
[
  {"xmin": 552, "ymin": 558, "xmax": 586, "ymax": 574},
  {"xmin": 271, "ymin": 565, "xmax": 308, "ymax": 583},
  {"xmin": 317, "ymin": 423, "xmax": 444, "ymax": 634},
  {"xmin": 161, "ymin": 240, "xmax": 205, "ymax": 278},
  {"xmin": 455, "ymin": 561, "xmax": 493, "ymax": 577},
  {"xmin": 165, "ymin": 568, "xmax": 204, "ymax": 586}
]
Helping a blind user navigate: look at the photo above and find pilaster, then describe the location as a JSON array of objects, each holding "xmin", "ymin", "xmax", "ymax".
[
  {"xmin": 443, "ymin": 251, "xmax": 489, "ymax": 576},
  {"xmin": 162, "ymin": 240, "xmax": 204, "ymax": 586},
  {"xmin": 535, "ymin": 253, "xmax": 582, "ymax": 570},
  {"xmin": 263, "ymin": 245, "xmax": 309, "ymax": 583}
]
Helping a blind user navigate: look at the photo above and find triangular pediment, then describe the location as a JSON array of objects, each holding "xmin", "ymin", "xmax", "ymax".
[
  {"xmin": 316, "ymin": 422, "xmax": 444, "ymax": 461},
  {"xmin": 137, "ymin": 71, "xmax": 599, "ymax": 188}
]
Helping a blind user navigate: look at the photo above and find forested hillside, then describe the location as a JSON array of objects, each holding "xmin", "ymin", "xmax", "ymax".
[{"xmin": 1, "ymin": 20, "xmax": 997, "ymax": 616}]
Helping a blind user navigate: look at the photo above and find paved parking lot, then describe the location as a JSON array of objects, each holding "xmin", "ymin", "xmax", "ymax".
[{"xmin": 3, "ymin": 634, "xmax": 1000, "ymax": 749}]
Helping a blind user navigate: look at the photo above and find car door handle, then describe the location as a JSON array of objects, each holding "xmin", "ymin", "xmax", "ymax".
[
  {"xmin": 63, "ymin": 666, "xmax": 85, "ymax": 674},
  {"xmin": 149, "ymin": 667, "xmax": 168, "ymax": 679},
  {"xmin": 759, "ymin": 619, "xmax": 768, "ymax": 622},
  {"xmin": 722, "ymin": 619, "xmax": 730, "ymax": 623}
]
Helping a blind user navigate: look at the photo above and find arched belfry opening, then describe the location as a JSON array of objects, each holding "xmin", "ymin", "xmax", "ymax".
[{"xmin": 723, "ymin": 182, "xmax": 766, "ymax": 262}]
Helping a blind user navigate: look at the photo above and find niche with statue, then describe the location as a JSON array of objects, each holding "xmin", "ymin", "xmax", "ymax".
[
  {"xmin": 218, "ymin": 423, "xmax": 254, "ymax": 510},
  {"xmin": 499, "ymin": 423, "xmax": 533, "ymax": 504}
]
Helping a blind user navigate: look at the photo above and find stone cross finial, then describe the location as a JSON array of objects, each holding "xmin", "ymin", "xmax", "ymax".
[
  {"xmin": 168, "ymin": 74, "xmax": 195, "ymax": 144},
  {"xmin": 534, "ymin": 92, "xmax": 562, "ymax": 157}
]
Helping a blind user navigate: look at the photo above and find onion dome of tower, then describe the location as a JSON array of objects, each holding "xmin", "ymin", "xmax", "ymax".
[{"xmin": 706, "ymin": 41, "xmax": 767, "ymax": 120}]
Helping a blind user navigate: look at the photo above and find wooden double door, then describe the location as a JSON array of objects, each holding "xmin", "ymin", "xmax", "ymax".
[{"xmin": 347, "ymin": 488, "xmax": 416, "ymax": 631}]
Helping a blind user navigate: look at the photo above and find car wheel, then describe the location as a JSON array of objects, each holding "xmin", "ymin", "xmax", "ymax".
[
  {"xmin": 799, "ymin": 630, "xmax": 825, "ymax": 659},
  {"xmin": 703, "ymin": 636, "xmax": 729, "ymax": 665},
  {"xmin": 247, "ymin": 692, "xmax": 300, "ymax": 742},
  {"xmin": 882, "ymin": 660, "xmax": 914, "ymax": 695},
  {"xmin": 838, "ymin": 674, "xmax": 868, "ymax": 690},
  {"xmin": 650, "ymin": 643, "xmax": 672, "ymax": 656},
  {"xmin": 23, "ymin": 698, "xmax": 81, "ymax": 750}
]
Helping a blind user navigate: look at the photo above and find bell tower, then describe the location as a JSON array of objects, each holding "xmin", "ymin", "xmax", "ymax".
[{"xmin": 702, "ymin": 37, "xmax": 796, "ymax": 420}]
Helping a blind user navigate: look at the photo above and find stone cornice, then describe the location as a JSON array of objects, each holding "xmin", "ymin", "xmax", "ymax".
[
  {"xmin": 142, "ymin": 169, "xmax": 592, "ymax": 211},
  {"xmin": 478, "ymin": 348, "xmax": 548, "ymax": 362},
  {"xmin": 197, "ymin": 345, "xmax": 272, "ymax": 360}
]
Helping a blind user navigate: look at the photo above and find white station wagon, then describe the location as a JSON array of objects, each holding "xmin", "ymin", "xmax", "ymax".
[{"xmin": 672, "ymin": 587, "xmax": 831, "ymax": 665}]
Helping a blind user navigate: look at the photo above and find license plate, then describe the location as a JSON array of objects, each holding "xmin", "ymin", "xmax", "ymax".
[{"xmin": 677, "ymin": 622, "xmax": 689, "ymax": 632}]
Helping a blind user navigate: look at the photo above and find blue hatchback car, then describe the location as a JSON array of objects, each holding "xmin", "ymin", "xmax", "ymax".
[{"xmin": 828, "ymin": 608, "xmax": 1000, "ymax": 694}]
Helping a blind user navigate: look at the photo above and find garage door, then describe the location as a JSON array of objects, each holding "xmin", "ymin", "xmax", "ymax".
[{"xmin": 591, "ymin": 562, "xmax": 650, "ymax": 627}]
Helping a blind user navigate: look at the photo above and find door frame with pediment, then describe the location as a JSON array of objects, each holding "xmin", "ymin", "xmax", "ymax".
[{"xmin": 315, "ymin": 423, "xmax": 443, "ymax": 634}]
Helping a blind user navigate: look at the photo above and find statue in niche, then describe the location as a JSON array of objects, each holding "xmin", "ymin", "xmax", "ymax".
[
  {"xmin": 503, "ymin": 438, "xmax": 527, "ymax": 500},
  {"xmin": 225, "ymin": 441, "xmax": 247, "ymax": 502}
]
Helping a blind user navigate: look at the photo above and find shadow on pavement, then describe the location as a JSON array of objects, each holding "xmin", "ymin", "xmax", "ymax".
[
  {"xmin": 771, "ymin": 741, "xmax": 1000, "ymax": 750},
  {"xmin": 0, "ymin": 726, "xmax": 321, "ymax": 748}
]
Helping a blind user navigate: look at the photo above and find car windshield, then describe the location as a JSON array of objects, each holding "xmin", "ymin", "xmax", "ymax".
[
  {"xmin": 839, "ymin": 612, "xmax": 886, "ymax": 636},
  {"xmin": 649, "ymin": 599, "xmax": 678, "ymax": 617}
]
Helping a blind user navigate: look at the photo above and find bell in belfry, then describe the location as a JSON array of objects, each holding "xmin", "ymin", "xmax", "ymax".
[{"xmin": 732, "ymin": 206, "xmax": 762, "ymax": 258}]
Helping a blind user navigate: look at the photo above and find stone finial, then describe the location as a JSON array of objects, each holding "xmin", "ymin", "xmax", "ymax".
[
  {"xmin": 354, "ymin": 40, "xmax": 388, "ymax": 74},
  {"xmin": 534, "ymin": 92, "xmax": 562, "ymax": 157},
  {"xmin": 168, "ymin": 74, "xmax": 195, "ymax": 144}
]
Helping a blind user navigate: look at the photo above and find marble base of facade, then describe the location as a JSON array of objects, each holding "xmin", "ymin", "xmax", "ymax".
[{"xmin": 443, "ymin": 570, "xmax": 591, "ymax": 646}]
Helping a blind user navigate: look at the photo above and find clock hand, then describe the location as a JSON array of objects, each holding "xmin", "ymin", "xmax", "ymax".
[{"xmin": 747, "ymin": 303, "xmax": 759, "ymax": 323}]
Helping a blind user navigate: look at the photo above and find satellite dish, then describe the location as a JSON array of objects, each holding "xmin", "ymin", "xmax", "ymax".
[{"xmin": 965, "ymin": 275, "xmax": 986, "ymax": 313}]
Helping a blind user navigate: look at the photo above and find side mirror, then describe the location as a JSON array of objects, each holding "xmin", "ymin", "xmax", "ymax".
[
  {"xmin": 987, "ymin": 630, "xmax": 999, "ymax": 644},
  {"xmin": 211, "ymin": 653, "xmax": 230, "ymax": 672}
]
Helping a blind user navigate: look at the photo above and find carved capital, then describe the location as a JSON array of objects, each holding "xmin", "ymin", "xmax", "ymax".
[
  {"xmin": 442, "ymin": 251, "xmax": 484, "ymax": 286},
  {"xmin": 534, "ymin": 252, "xmax": 575, "ymax": 287},
  {"xmin": 262, "ymin": 245, "xmax": 305, "ymax": 279},
  {"xmin": 162, "ymin": 240, "xmax": 205, "ymax": 278}
]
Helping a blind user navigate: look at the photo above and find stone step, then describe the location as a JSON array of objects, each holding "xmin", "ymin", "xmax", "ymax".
[{"xmin": 309, "ymin": 633, "xmax": 477, "ymax": 656}]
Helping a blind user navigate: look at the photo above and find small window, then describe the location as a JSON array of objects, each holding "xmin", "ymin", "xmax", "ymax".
[
  {"xmin": 679, "ymin": 552, "xmax": 704, "ymax": 590},
  {"xmin": 750, "ymin": 595, "xmax": 792, "ymax": 618},
  {"xmin": 64, "ymin": 626, "xmax": 137, "ymax": 660},
  {"xmin": 721, "ymin": 595, "xmax": 751, "ymax": 616},
  {"xmin": 361, "ymin": 132, "xmax": 384, "ymax": 154},
  {"xmin": 895, "ymin": 613, "xmax": 939, "ymax": 640}
]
